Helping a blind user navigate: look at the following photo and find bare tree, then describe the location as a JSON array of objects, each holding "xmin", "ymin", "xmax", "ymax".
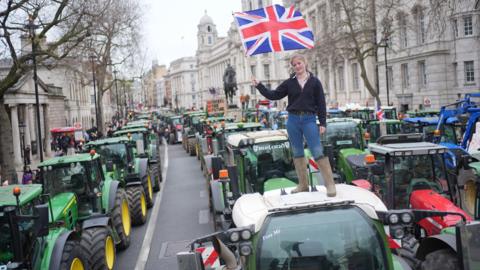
[
  {"xmin": 81, "ymin": 0, "xmax": 142, "ymax": 132},
  {"xmin": 0, "ymin": 0, "xmax": 93, "ymax": 183}
]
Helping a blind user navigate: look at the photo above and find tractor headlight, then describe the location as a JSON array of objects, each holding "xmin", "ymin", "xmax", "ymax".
[
  {"xmin": 401, "ymin": 212, "xmax": 413, "ymax": 224},
  {"xmin": 229, "ymin": 231, "xmax": 240, "ymax": 242},
  {"xmin": 392, "ymin": 227, "xmax": 405, "ymax": 239},
  {"xmin": 388, "ymin": 214, "xmax": 399, "ymax": 224},
  {"xmin": 239, "ymin": 243, "xmax": 253, "ymax": 256},
  {"xmin": 240, "ymin": 229, "xmax": 252, "ymax": 241}
]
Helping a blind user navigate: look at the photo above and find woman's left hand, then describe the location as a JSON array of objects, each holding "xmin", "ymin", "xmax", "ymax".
[{"xmin": 319, "ymin": 126, "xmax": 326, "ymax": 135}]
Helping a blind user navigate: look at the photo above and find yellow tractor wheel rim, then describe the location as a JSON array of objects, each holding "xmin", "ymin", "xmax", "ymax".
[
  {"xmin": 140, "ymin": 193, "xmax": 147, "ymax": 217},
  {"xmin": 70, "ymin": 258, "xmax": 84, "ymax": 270},
  {"xmin": 465, "ymin": 181, "xmax": 477, "ymax": 216},
  {"xmin": 105, "ymin": 236, "xmax": 115, "ymax": 269},
  {"xmin": 121, "ymin": 199, "xmax": 131, "ymax": 236},
  {"xmin": 147, "ymin": 175, "xmax": 153, "ymax": 200}
]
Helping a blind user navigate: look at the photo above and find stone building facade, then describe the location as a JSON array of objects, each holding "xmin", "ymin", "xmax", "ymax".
[{"xmin": 167, "ymin": 57, "xmax": 198, "ymax": 110}]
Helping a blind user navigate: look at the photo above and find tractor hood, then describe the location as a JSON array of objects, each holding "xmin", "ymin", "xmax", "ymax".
[
  {"xmin": 410, "ymin": 189, "xmax": 472, "ymax": 235},
  {"xmin": 232, "ymin": 184, "xmax": 387, "ymax": 233},
  {"xmin": 263, "ymin": 177, "xmax": 297, "ymax": 192},
  {"xmin": 49, "ymin": 192, "xmax": 77, "ymax": 223},
  {"xmin": 0, "ymin": 184, "xmax": 42, "ymax": 207}
]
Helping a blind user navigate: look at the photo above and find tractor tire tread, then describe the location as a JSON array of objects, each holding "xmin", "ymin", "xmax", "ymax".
[
  {"xmin": 126, "ymin": 186, "xmax": 147, "ymax": 225},
  {"xmin": 80, "ymin": 227, "xmax": 115, "ymax": 270}
]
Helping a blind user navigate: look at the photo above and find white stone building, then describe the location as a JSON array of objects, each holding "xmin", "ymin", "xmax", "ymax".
[{"xmin": 168, "ymin": 57, "xmax": 199, "ymax": 110}]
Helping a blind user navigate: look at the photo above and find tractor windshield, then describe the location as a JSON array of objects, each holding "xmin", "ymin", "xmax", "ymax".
[
  {"xmin": 368, "ymin": 122, "xmax": 403, "ymax": 142},
  {"xmin": 43, "ymin": 162, "xmax": 90, "ymax": 197},
  {"xmin": 0, "ymin": 215, "xmax": 14, "ymax": 264},
  {"xmin": 96, "ymin": 143, "xmax": 128, "ymax": 170},
  {"xmin": 324, "ymin": 122, "xmax": 363, "ymax": 150},
  {"xmin": 258, "ymin": 206, "xmax": 388, "ymax": 270},
  {"xmin": 252, "ymin": 141, "xmax": 295, "ymax": 181},
  {"xmin": 388, "ymin": 154, "xmax": 449, "ymax": 209}
]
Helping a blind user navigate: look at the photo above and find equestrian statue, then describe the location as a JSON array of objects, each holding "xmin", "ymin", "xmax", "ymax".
[{"xmin": 223, "ymin": 64, "xmax": 238, "ymax": 106}]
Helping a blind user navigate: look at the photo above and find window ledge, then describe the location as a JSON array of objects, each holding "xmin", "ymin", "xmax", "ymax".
[{"xmin": 464, "ymin": 82, "xmax": 476, "ymax": 86}]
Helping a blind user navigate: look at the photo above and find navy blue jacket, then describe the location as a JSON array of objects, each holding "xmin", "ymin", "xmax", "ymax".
[{"xmin": 256, "ymin": 74, "xmax": 327, "ymax": 126}]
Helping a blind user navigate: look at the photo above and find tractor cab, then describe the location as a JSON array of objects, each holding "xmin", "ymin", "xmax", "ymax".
[
  {"xmin": 178, "ymin": 184, "xmax": 416, "ymax": 270},
  {"xmin": 366, "ymin": 119, "xmax": 403, "ymax": 143},
  {"xmin": 365, "ymin": 134, "xmax": 475, "ymax": 233},
  {"xmin": 39, "ymin": 154, "xmax": 105, "ymax": 218},
  {"xmin": 114, "ymin": 127, "xmax": 150, "ymax": 157},
  {"xmin": 226, "ymin": 130, "xmax": 298, "ymax": 194}
]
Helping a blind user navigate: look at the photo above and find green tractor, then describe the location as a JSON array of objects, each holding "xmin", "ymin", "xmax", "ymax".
[
  {"xmin": 114, "ymin": 126, "xmax": 162, "ymax": 198},
  {"xmin": 0, "ymin": 184, "xmax": 88, "ymax": 270},
  {"xmin": 182, "ymin": 111, "xmax": 206, "ymax": 156},
  {"xmin": 38, "ymin": 153, "xmax": 132, "ymax": 270},
  {"xmin": 177, "ymin": 184, "xmax": 419, "ymax": 270},
  {"xmin": 85, "ymin": 136, "xmax": 149, "ymax": 225}
]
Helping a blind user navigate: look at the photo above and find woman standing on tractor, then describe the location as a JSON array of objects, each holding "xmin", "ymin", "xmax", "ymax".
[{"xmin": 252, "ymin": 54, "xmax": 336, "ymax": 196}]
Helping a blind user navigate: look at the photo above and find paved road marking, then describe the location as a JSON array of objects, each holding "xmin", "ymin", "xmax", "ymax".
[
  {"xmin": 199, "ymin": 209, "xmax": 210, "ymax": 224},
  {"xmin": 135, "ymin": 139, "xmax": 168, "ymax": 270}
]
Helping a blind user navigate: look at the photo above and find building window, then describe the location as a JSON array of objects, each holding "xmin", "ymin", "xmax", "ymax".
[
  {"xmin": 401, "ymin": 63, "xmax": 409, "ymax": 89},
  {"xmin": 263, "ymin": 64, "xmax": 270, "ymax": 80},
  {"xmin": 351, "ymin": 63, "xmax": 359, "ymax": 90},
  {"xmin": 399, "ymin": 17, "xmax": 408, "ymax": 49},
  {"xmin": 418, "ymin": 61, "xmax": 427, "ymax": 87},
  {"xmin": 464, "ymin": 16, "xmax": 473, "ymax": 36},
  {"xmin": 192, "ymin": 95, "xmax": 196, "ymax": 100},
  {"xmin": 464, "ymin": 61, "xmax": 475, "ymax": 83},
  {"xmin": 208, "ymin": 36, "xmax": 212, "ymax": 44},
  {"xmin": 250, "ymin": 85, "xmax": 256, "ymax": 95},
  {"xmin": 257, "ymin": 0, "xmax": 262, "ymax": 8},
  {"xmin": 453, "ymin": 62, "xmax": 458, "ymax": 86},
  {"xmin": 207, "ymin": 26, "xmax": 211, "ymax": 32},
  {"xmin": 250, "ymin": 65, "xmax": 256, "ymax": 77},
  {"xmin": 452, "ymin": 19, "xmax": 458, "ymax": 38},
  {"xmin": 338, "ymin": 66, "xmax": 344, "ymax": 91},
  {"xmin": 387, "ymin": 66, "xmax": 393, "ymax": 89},
  {"xmin": 91, "ymin": 95, "xmax": 95, "ymax": 104}
]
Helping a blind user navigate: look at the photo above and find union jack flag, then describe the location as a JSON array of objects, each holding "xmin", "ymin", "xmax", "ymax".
[
  {"xmin": 233, "ymin": 5, "xmax": 314, "ymax": 56},
  {"xmin": 375, "ymin": 104, "xmax": 384, "ymax": 121}
]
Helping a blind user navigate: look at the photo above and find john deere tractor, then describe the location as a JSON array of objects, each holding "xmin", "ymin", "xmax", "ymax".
[
  {"xmin": 1, "ymin": 184, "xmax": 88, "ymax": 270},
  {"xmin": 114, "ymin": 126, "xmax": 162, "ymax": 198},
  {"xmin": 38, "ymin": 152, "xmax": 132, "ymax": 270},
  {"xmin": 182, "ymin": 111, "xmax": 206, "ymax": 156},
  {"xmin": 178, "ymin": 184, "xmax": 420, "ymax": 270},
  {"xmin": 85, "ymin": 136, "xmax": 149, "ymax": 225}
]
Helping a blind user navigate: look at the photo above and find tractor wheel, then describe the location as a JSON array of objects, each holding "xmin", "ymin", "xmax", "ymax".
[
  {"xmin": 111, "ymin": 189, "xmax": 131, "ymax": 250},
  {"xmin": 150, "ymin": 164, "xmax": 161, "ymax": 192},
  {"xmin": 169, "ymin": 134, "xmax": 175, "ymax": 145},
  {"xmin": 59, "ymin": 240, "xmax": 87, "ymax": 270},
  {"xmin": 196, "ymin": 144, "xmax": 200, "ymax": 160},
  {"xmin": 126, "ymin": 186, "xmax": 147, "ymax": 226},
  {"xmin": 143, "ymin": 173, "xmax": 155, "ymax": 208},
  {"xmin": 189, "ymin": 140, "xmax": 196, "ymax": 156},
  {"xmin": 420, "ymin": 249, "xmax": 459, "ymax": 270},
  {"xmin": 80, "ymin": 227, "xmax": 116, "ymax": 270}
]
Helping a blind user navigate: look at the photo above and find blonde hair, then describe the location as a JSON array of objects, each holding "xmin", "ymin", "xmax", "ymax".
[{"xmin": 290, "ymin": 54, "xmax": 308, "ymax": 66}]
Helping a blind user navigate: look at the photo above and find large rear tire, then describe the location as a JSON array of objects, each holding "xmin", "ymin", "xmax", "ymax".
[
  {"xmin": 80, "ymin": 227, "xmax": 116, "ymax": 270},
  {"xmin": 420, "ymin": 249, "xmax": 459, "ymax": 270},
  {"xmin": 111, "ymin": 189, "xmax": 131, "ymax": 250},
  {"xmin": 189, "ymin": 140, "xmax": 196, "ymax": 156},
  {"xmin": 150, "ymin": 164, "xmax": 161, "ymax": 192},
  {"xmin": 60, "ymin": 240, "xmax": 87, "ymax": 270},
  {"xmin": 126, "ymin": 186, "xmax": 148, "ymax": 225},
  {"xmin": 143, "ymin": 173, "xmax": 154, "ymax": 208}
]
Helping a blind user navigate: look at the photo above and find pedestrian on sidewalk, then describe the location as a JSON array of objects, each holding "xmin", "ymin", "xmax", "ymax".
[
  {"xmin": 252, "ymin": 54, "xmax": 336, "ymax": 196},
  {"xmin": 22, "ymin": 166, "xmax": 33, "ymax": 184}
]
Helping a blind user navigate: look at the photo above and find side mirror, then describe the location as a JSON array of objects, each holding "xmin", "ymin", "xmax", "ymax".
[
  {"xmin": 106, "ymin": 160, "xmax": 114, "ymax": 172},
  {"xmin": 34, "ymin": 204, "xmax": 49, "ymax": 237}
]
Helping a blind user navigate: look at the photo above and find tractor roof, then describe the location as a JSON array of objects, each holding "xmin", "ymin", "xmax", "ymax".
[
  {"xmin": 0, "ymin": 184, "xmax": 42, "ymax": 207},
  {"xmin": 326, "ymin": 117, "xmax": 361, "ymax": 124},
  {"xmin": 216, "ymin": 122, "xmax": 262, "ymax": 132},
  {"xmin": 369, "ymin": 137, "xmax": 447, "ymax": 155},
  {"xmin": 232, "ymin": 184, "xmax": 387, "ymax": 232},
  {"xmin": 114, "ymin": 127, "xmax": 148, "ymax": 135},
  {"xmin": 39, "ymin": 153, "xmax": 99, "ymax": 167},
  {"xmin": 227, "ymin": 130, "xmax": 288, "ymax": 147},
  {"xmin": 183, "ymin": 111, "xmax": 205, "ymax": 116},
  {"xmin": 85, "ymin": 136, "xmax": 131, "ymax": 146},
  {"xmin": 169, "ymin": 115, "xmax": 182, "ymax": 119},
  {"xmin": 368, "ymin": 119, "xmax": 402, "ymax": 124}
]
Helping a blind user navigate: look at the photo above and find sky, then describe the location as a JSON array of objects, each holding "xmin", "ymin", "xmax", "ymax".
[{"xmin": 141, "ymin": 0, "xmax": 242, "ymax": 68}]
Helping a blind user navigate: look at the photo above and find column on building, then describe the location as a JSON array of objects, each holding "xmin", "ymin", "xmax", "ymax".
[
  {"xmin": 27, "ymin": 104, "xmax": 35, "ymax": 147},
  {"xmin": 10, "ymin": 105, "xmax": 23, "ymax": 168},
  {"xmin": 44, "ymin": 104, "xmax": 52, "ymax": 157},
  {"xmin": 23, "ymin": 105, "xmax": 32, "ymax": 163},
  {"xmin": 328, "ymin": 56, "xmax": 336, "ymax": 102},
  {"xmin": 344, "ymin": 58, "xmax": 351, "ymax": 102}
]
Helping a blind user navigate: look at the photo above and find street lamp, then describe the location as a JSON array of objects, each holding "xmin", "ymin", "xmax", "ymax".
[
  {"xmin": 90, "ymin": 55, "xmax": 99, "ymax": 127},
  {"xmin": 26, "ymin": 15, "xmax": 44, "ymax": 162},
  {"xmin": 122, "ymin": 81, "xmax": 127, "ymax": 118},
  {"xmin": 113, "ymin": 70, "xmax": 120, "ymax": 119}
]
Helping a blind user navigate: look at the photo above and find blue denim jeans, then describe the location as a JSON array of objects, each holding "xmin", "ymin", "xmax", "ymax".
[{"xmin": 286, "ymin": 113, "xmax": 324, "ymax": 159}]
